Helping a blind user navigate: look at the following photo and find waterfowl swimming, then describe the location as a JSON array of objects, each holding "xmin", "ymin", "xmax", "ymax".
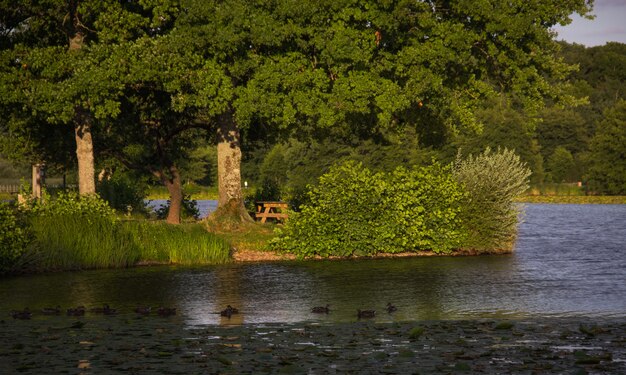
[
  {"xmin": 134, "ymin": 306, "xmax": 151, "ymax": 315},
  {"xmin": 386, "ymin": 303, "xmax": 397, "ymax": 313},
  {"xmin": 157, "ymin": 307, "xmax": 177, "ymax": 317},
  {"xmin": 90, "ymin": 304, "xmax": 116, "ymax": 315},
  {"xmin": 311, "ymin": 305, "xmax": 330, "ymax": 314},
  {"xmin": 41, "ymin": 306, "xmax": 61, "ymax": 315},
  {"xmin": 357, "ymin": 309, "xmax": 376, "ymax": 319},
  {"xmin": 220, "ymin": 305, "xmax": 239, "ymax": 318},
  {"xmin": 67, "ymin": 306, "xmax": 85, "ymax": 316},
  {"xmin": 10, "ymin": 308, "xmax": 32, "ymax": 320}
]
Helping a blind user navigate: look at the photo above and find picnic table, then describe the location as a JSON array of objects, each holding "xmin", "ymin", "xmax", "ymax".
[{"xmin": 255, "ymin": 201, "xmax": 289, "ymax": 223}]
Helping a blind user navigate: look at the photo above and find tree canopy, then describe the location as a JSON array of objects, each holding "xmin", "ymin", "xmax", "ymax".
[{"xmin": 2, "ymin": 0, "xmax": 602, "ymax": 219}]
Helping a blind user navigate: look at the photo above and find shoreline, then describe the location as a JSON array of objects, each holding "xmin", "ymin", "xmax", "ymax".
[
  {"xmin": 2, "ymin": 316, "xmax": 624, "ymax": 373},
  {"xmin": 231, "ymin": 247, "xmax": 513, "ymax": 263}
]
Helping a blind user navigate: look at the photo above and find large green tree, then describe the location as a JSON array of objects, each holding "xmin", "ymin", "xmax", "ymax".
[
  {"xmin": 0, "ymin": 1, "xmax": 179, "ymax": 195},
  {"xmin": 170, "ymin": 0, "xmax": 591, "ymax": 220},
  {"xmin": 586, "ymin": 100, "xmax": 626, "ymax": 194}
]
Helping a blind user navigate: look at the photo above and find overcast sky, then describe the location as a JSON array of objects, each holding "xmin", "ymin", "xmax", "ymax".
[{"xmin": 552, "ymin": 0, "xmax": 626, "ymax": 46}]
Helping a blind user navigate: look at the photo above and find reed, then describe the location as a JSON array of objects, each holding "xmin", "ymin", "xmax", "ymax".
[
  {"xmin": 29, "ymin": 214, "xmax": 141, "ymax": 271},
  {"xmin": 125, "ymin": 221, "xmax": 231, "ymax": 265}
]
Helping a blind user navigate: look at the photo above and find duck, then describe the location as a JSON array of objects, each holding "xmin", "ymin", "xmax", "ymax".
[
  {"xmin": 41, "ymin": 305, "xmax": 61, "ymax": 315},
  {"xmin": 357, "ymin": 309, "xmax": 376, "ymax": 319},
  {"xmin": 90, "ymin": 304, "xmax": 117, "ymax": 315},
  {"xmin": 311, "ymin": 305, "xmax": 330, "ymax": 314},
  {"xmin": 386, "ymin": 303, "xmax": 397, "ymax": 313},
  {"xmin": 134, "ymin": 306, "xmax": 151, "ymax": 315},
  {"xmin": 220, "ymin": 305, "xmax": 239, "ymax": 318},
  {"xmin": 67, "ymin": 306, "xmax": 85, "ymax": 316},
  {"xmin": 157, "ymin": 307, "xmax": 177, "ymax": 317},
  {"xmin": 10, "ymin": 308, "xmax": 32, "ymax": 320}
]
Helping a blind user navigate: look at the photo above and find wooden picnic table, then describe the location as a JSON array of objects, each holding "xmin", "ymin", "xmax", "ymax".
[{"xmin": 255, "ymin": 201, "xmax": 289, "ymax": 223}]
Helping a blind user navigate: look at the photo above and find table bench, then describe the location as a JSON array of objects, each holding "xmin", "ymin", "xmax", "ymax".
[{"xmin": 255, "ymin": 201, "xmax": 289, "ymax": 223}]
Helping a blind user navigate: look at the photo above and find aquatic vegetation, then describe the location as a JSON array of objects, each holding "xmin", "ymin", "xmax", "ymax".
[{"xmin": 126, "ymin": 221, "xmax": 231, "ymax": 265}]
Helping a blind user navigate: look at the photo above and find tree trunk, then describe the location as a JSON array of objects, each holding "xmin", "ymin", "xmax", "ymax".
[
  {"xmin": 156, "ymin": 166, "xmax": 183, "ymax": 225},
  {"xmin": 75, "ymin": 121, "xmax": 96, "ymax": 195},
  {"xmin": 214, "ymin": 111, "xmax": 253, "ymax": 222},
  {"xmin": 69, "ymin": 30, "xmax": 96, "ymax": 195}
]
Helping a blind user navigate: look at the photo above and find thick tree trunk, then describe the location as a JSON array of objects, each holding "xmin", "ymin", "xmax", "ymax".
[
  {"xmin": 156, "ymin": 166, "xmax": 183, "ymax": 225},
  {"xmin": 70, "ymin": 30, "xmax": 96, "ymax": 195},
  {"xmin": 214, "ymin": 111, "xmax": 253, "ymax": 223},
  {"xmin": 75, "ymin": 121, "xmax": 96, "ymax": 195}
]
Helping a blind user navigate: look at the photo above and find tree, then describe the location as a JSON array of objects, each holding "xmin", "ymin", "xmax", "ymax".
[
  {"xmin": 171, "ymin": 0, "xmax": 590, "ymax": 222},
  {"xmin": 586, "ymin": 100, "xmax": 626, "ymax": 195},
  {"xmin": 0, "ymin": 1, "xmax": 179, "ymax": 195},
  {"xmin": 546, "ymin": 146, "xmax": 576, "ymax": 183}
]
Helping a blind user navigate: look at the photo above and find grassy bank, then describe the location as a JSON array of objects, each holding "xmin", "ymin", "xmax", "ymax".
[
  {"xmin": 147, "ymin": 185, "xmax": 218, "ymax": 200},
  {"xmin": 516, "ymin": 195, "xmax": 626, "ymax": 204},
  {"xmin": 22, "ymin": 217, "xmax": 231, "ymax": 273}
]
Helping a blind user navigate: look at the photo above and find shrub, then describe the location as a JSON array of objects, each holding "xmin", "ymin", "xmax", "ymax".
[
  {"xmin": 97, "ymin": 172, "xmax": 148, "ymax": 214},
  {"xmin": 453, "ymin": 147, "xmax": 531, "ymax": 251},
  {"xmin": 0, "ymin": 202, "xmax": 30, "ymax": 274},
  {"xmin": 380, "ymin": 164, "xmax": 466, "ymax": 253},
  {"xmin": 272, "ymin": 161, "xmax": 466, "ymax": 258}
]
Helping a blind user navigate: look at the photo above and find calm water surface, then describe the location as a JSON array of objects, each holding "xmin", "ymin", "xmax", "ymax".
[{"xmin": 1, "ymin": 204, "xmax": 624, "ymax": 325}]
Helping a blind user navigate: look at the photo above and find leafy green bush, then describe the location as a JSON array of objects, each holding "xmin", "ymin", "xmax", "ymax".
[
  {"xmin": 97, "ymin": 172, "xmax": 148, "ymax": 214},
  {"xmin": 380, "ymin": 165, "xmax": 466, "ymax": 253},
  {"xmin": 272, "ymin": 161, "xmax": 466, "ymax": 258},
  {"xmin": 453, "ymin": 147, "xmax": 531, "ymax": 251},
  {"xmin": 0, "ymin": 202, "xmax": 30, "ymax": 274}
]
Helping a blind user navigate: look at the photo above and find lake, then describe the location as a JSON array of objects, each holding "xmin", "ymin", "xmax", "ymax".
[{"xmin": 1, "ymin": 203, "xmax": 624, "ymax": 326}]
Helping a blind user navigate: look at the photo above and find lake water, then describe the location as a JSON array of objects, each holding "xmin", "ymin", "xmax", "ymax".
[{"xmin": 1, "ymin": 204, "xmax": 624, "ymax": 326}]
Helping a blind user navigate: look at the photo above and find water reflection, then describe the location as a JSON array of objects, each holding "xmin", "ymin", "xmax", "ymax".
[{"xmin": 1, "ymin": 204, "xmax": 625, "ymax": 325}]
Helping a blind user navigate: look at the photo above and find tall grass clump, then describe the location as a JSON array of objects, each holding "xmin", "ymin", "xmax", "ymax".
[
  {"xmin": 453, "ymin": 147, "xmax": 531, "ymax": 252},
  {"xmin": 126, "ymin": 221, "xmax": 231, "ymax": 265},
  {"xmin": 27, "ymin": 192, "xmax": 141, "ymax": 271},
  {"xmin": 272, "ymin": 161, "xmax": 466, "ymax": 258}
]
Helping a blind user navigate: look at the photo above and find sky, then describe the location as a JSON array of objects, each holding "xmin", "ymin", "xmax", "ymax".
[{"xmin": 552, "ymin": 0, "xmax": 626, "ymax": 46}]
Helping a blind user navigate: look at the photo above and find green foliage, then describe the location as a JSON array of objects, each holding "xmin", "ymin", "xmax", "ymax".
[
  {"xmin": 28, "ymin": 214, "xmax": 140, "ymax": 271},
  {"xmin": 0, "ymin": 202, "xmax": 30, "ymax": 274},
  {"xmin": 29, "ymin": 191, "xmax": 118, "ymax": 222},
  {"xmin": 97, "ymin": 172, "xmax": 148, "ymax": 214},
  {"xmin": 546, "ymin": 146, "xmax": 577, "ymax": 183},
  {"xmin": 453, "ymin": 148, "xmax": 531, "ymax": 251},
  {"xmin": 586, "ymin": 100, "xmax": 626, "ymax": 195},
  {"xmin": 155, "ymin": 195, "xmax": 200, "ymax": 221},
  {"xmin": 272, "ymin": 161, "xmax": 466, "ymax": 258},
  {"xmin": 23, "ymin": 192, "xmax": 137, "ymax": 270},
  {"xmin": 126, "ymin": 221, "xmax": 231, "ymax": 265}
]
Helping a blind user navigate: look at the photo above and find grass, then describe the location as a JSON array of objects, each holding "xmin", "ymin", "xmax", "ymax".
[
  {"xmin": 210, "ymin": 221, "xmax": 278, "ymax": 252},
  {"xmin": 147, "ymin": 184, "xmax": 218, "ymax": 200},
  {"xmin": 26, "ymin": 215, "xmax": 231, "ymax": 272},
  {"xmin": 516, "ymin": 195, "xmax": 626, "ymax": 204},
  {"xmin": 125, "ymin": 221, "xmax": 231, "ymax": 265},
  {"xmin": 29, "ymin": 214, "xmax": 141, "ymax": 271}
]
